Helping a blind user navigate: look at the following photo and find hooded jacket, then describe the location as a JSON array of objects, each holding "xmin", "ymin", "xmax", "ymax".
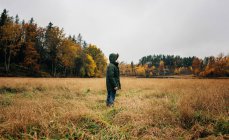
[{"xmin": 106, "ymin": 53, "xmax": 121, "ymax": 91}]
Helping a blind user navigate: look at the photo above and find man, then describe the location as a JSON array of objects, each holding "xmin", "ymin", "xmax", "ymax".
[{"xmin": 106, "ymin": 53, "xmax": 121, "ymax": 107}]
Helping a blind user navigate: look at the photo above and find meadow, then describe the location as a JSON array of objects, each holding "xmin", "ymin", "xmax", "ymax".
[{"xmin": 0, "ymin": 78, "xmax": 228, "ymax": 140}]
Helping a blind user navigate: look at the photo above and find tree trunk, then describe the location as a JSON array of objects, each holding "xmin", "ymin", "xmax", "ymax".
[
  {"xmin": 4, "ymin": 48, "xmax": 7, "ymax": 73},
  {"xmin": 64, "ymin": 67, "xmax": 67, "ymax": 77},
  {"xmin": 54, "ymin": 63, "xmax": 56, "ymax": 77},
  {"xmin": 6, "ymin": 50, "xmax": 11, "ymax": 72},
  {"xmin": 51, "ymin": 61, "xmax": 54, "ymax": 76}
]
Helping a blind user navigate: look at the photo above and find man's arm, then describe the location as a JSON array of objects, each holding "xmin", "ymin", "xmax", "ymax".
[{"xmin": 108, "ymin": 65, "xmax": 118, "ymax": 89}]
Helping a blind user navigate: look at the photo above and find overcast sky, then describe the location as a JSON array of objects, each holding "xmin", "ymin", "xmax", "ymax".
[{"xmin": 1, "ymin": 0, "xmax": 229, "ymax": 63}]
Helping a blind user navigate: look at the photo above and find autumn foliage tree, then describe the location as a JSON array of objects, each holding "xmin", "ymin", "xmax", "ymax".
[
  {"xmin": 192, "ymin": 57, "xmax": 202, "ymax": 76},
  {"xmin": 119, "ymin": 63, "xmax": 132, "ymax": 76},
  {"xmin": 135, "ymin": 65, "xmax": 146, "ymax": 77},
  {"xmin": 80, "ymin": 53, "xmax": 96, "ymax": 77},
  {"xmin": 158, "ymin": 60, "xmax": 165, "ymax": 75},
  {"xmin": 200, "ymin": 54, "xmax": 229, "ymax": 77},
  {"xmin": 21, "ymin": 20, "xmax": 41, "ymax": 73},
  {"xmin": 0, "ymin": 14, "xmax": 22, "ymax": 73},
  {"xmin": 57, "ymin": 38, "xmax": 81, "ymax": 76},
  {"xmin": 84, "ymin": 44, "xmax": 107, "ymax": 77}
]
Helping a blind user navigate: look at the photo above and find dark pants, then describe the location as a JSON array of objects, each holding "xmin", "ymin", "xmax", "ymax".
[{"xmin": 106, "ymin": 90, "xmax": 116, "ymax": 106}]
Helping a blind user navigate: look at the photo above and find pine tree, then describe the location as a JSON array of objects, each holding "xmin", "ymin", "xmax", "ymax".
[
  {"xmin": 44, "ymin": 23, "xmax": 64, "ymax": 76},
  {"xmin": 15, "ymin": 14, "xmax": 19, "ymax": 24},
  {"xmin": 0, "ymin": 9, "xmax": 8, "ymax": 26}
]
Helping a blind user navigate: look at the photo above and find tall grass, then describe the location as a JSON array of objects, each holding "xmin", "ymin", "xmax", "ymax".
[{"xmin": 0, "ymin": 78, "xmax": 228, "ymax": 139}]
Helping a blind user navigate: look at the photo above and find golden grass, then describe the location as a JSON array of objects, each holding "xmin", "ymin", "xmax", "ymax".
[{"xmin": 0, "ymin": 77, "xmax": 228, "ymax": 139}]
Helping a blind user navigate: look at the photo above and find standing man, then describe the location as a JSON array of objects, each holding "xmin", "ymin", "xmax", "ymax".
[{"xmin": 106, "ymin": 53, "xmax": 121, "ymax": 107}]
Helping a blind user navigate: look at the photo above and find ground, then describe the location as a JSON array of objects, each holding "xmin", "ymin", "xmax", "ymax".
[{"xmin": 0, "ymin": 78, "xmax": 228, "ymax": 140}]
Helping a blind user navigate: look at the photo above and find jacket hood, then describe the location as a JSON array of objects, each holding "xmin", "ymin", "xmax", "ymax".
[{"xmin": 109, "ymin": 53, "xmax": 119, "ymax": 64}]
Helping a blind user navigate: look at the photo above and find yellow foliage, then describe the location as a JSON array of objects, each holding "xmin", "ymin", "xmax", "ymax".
[
  {"xmin": 58, "ymin": 39, "xmax": 81, "ymax": 68},
  {"xmin": 135, "ymin": 65, "xmax": 146, "ymax": 77},
  {"xmin": 81, "ymin": 54, "xmax": 96, "ymax": 77},
  {"xmin": 159, "ymin": 60, "xmax": 165, "ymax": 72},
  {"xmin": 85, "ymin": 44, "xmax": 107, "ymax": 77}
]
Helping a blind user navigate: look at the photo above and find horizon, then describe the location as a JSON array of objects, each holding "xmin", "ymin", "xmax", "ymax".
[{"xmin": 1, "ymin": 0, "xmax": 229, "ymax": 63}]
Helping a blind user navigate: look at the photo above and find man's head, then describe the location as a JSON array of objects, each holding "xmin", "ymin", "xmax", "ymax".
[{"xmin": 109, "ymin": 53, "xmax": 119, "ymax": 64}]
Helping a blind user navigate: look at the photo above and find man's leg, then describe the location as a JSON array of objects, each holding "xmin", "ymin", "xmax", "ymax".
[
  {"xmin": 111, "ymin": 90, "xmax": 116, "ymax": 103},
  {"xmin": 106, "ymin": 90, "xmax": 116, "ymax": 106},
  {"xmin": 106, "ymin": 91, "xmax": 111, "ymax": 106},
  {"xmin": 109, "ymin": 90, "xmax": 116, "ymax": 106}
]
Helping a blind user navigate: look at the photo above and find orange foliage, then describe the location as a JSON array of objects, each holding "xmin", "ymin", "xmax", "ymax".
[
  {"xmin": 200, "ymin": 55, "xmax": 229, "ymax": 77},
  {"xmin": 192, "ymin": 57, "xmax": 202, "ymax": 75}
]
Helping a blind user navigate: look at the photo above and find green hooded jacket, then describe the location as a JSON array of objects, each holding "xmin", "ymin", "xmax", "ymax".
[{"xmin": 106, "ymin": 53, "xmax": 121, "ymax": 91}]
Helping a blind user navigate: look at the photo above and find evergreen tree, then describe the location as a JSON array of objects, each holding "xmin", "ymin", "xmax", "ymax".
[
  {"xmin": 44, "ymin": 23, "xmax": 64, "ymax": 76},
  {"xmin": 0, "ymin": 9, "xmax": 8, "ymax": 26},
  {"xmin": 15, "ymin": 14, "xmax": 19, "ymax": 24}
]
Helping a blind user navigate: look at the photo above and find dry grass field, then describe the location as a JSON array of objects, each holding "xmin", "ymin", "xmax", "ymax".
[{"xmin": 0, "ymin": 78, "xmax": 228, "ymax": 140}]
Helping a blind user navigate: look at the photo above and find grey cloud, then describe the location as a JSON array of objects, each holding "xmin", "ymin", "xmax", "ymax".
[{"xmin": 0, "ymin": 0, "xmax": 228, "ymax": 63}]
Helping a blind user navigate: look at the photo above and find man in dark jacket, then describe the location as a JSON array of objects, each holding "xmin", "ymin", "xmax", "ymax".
[{"xmin": 106, "ymin": 53, "xmax": 121, "ymax": 106}]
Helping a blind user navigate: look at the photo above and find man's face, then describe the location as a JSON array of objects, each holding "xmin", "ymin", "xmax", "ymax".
[
  {"xmin": 116, "ymin": 58, "xmax": 119, "ymax": 63},
  {"xmin": 116, "ymin": 54, "xmax": 119, "ymax": 63}
]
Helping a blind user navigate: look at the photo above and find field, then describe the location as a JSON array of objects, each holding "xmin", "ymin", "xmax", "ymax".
[{"xmin": 0, "ymin": 78, "xmax": 228, "ymax": 140}]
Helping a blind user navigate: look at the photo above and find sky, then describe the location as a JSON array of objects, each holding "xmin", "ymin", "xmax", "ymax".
[{"xmin": 0, "ymin": 0, "xmax": 229, "ymax": 63}]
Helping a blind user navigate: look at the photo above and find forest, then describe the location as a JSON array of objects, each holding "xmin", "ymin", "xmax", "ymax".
[
  {"xmin": 120, "ymin": 54, "xmax": 229, "ymax": 77},
  {"xmin": 0, "ymin": 9, "xmax": 228, "ymax": 78},
  {"xmin": 0, "ymin": 9, "xmax": 107, "ymax": 77}
]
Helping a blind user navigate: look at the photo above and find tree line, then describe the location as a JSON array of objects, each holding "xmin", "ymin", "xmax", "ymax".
[
  {"xmin": 1, "ymin": 9, "xmax": 228, "ymax": 78},
  {"xmin": 119, "ymin": 54, "xmax": 229, "ymax": 77},
  {"xmin": 0, "ymin": 9, "xmax": 107, "ymax": 77}
]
